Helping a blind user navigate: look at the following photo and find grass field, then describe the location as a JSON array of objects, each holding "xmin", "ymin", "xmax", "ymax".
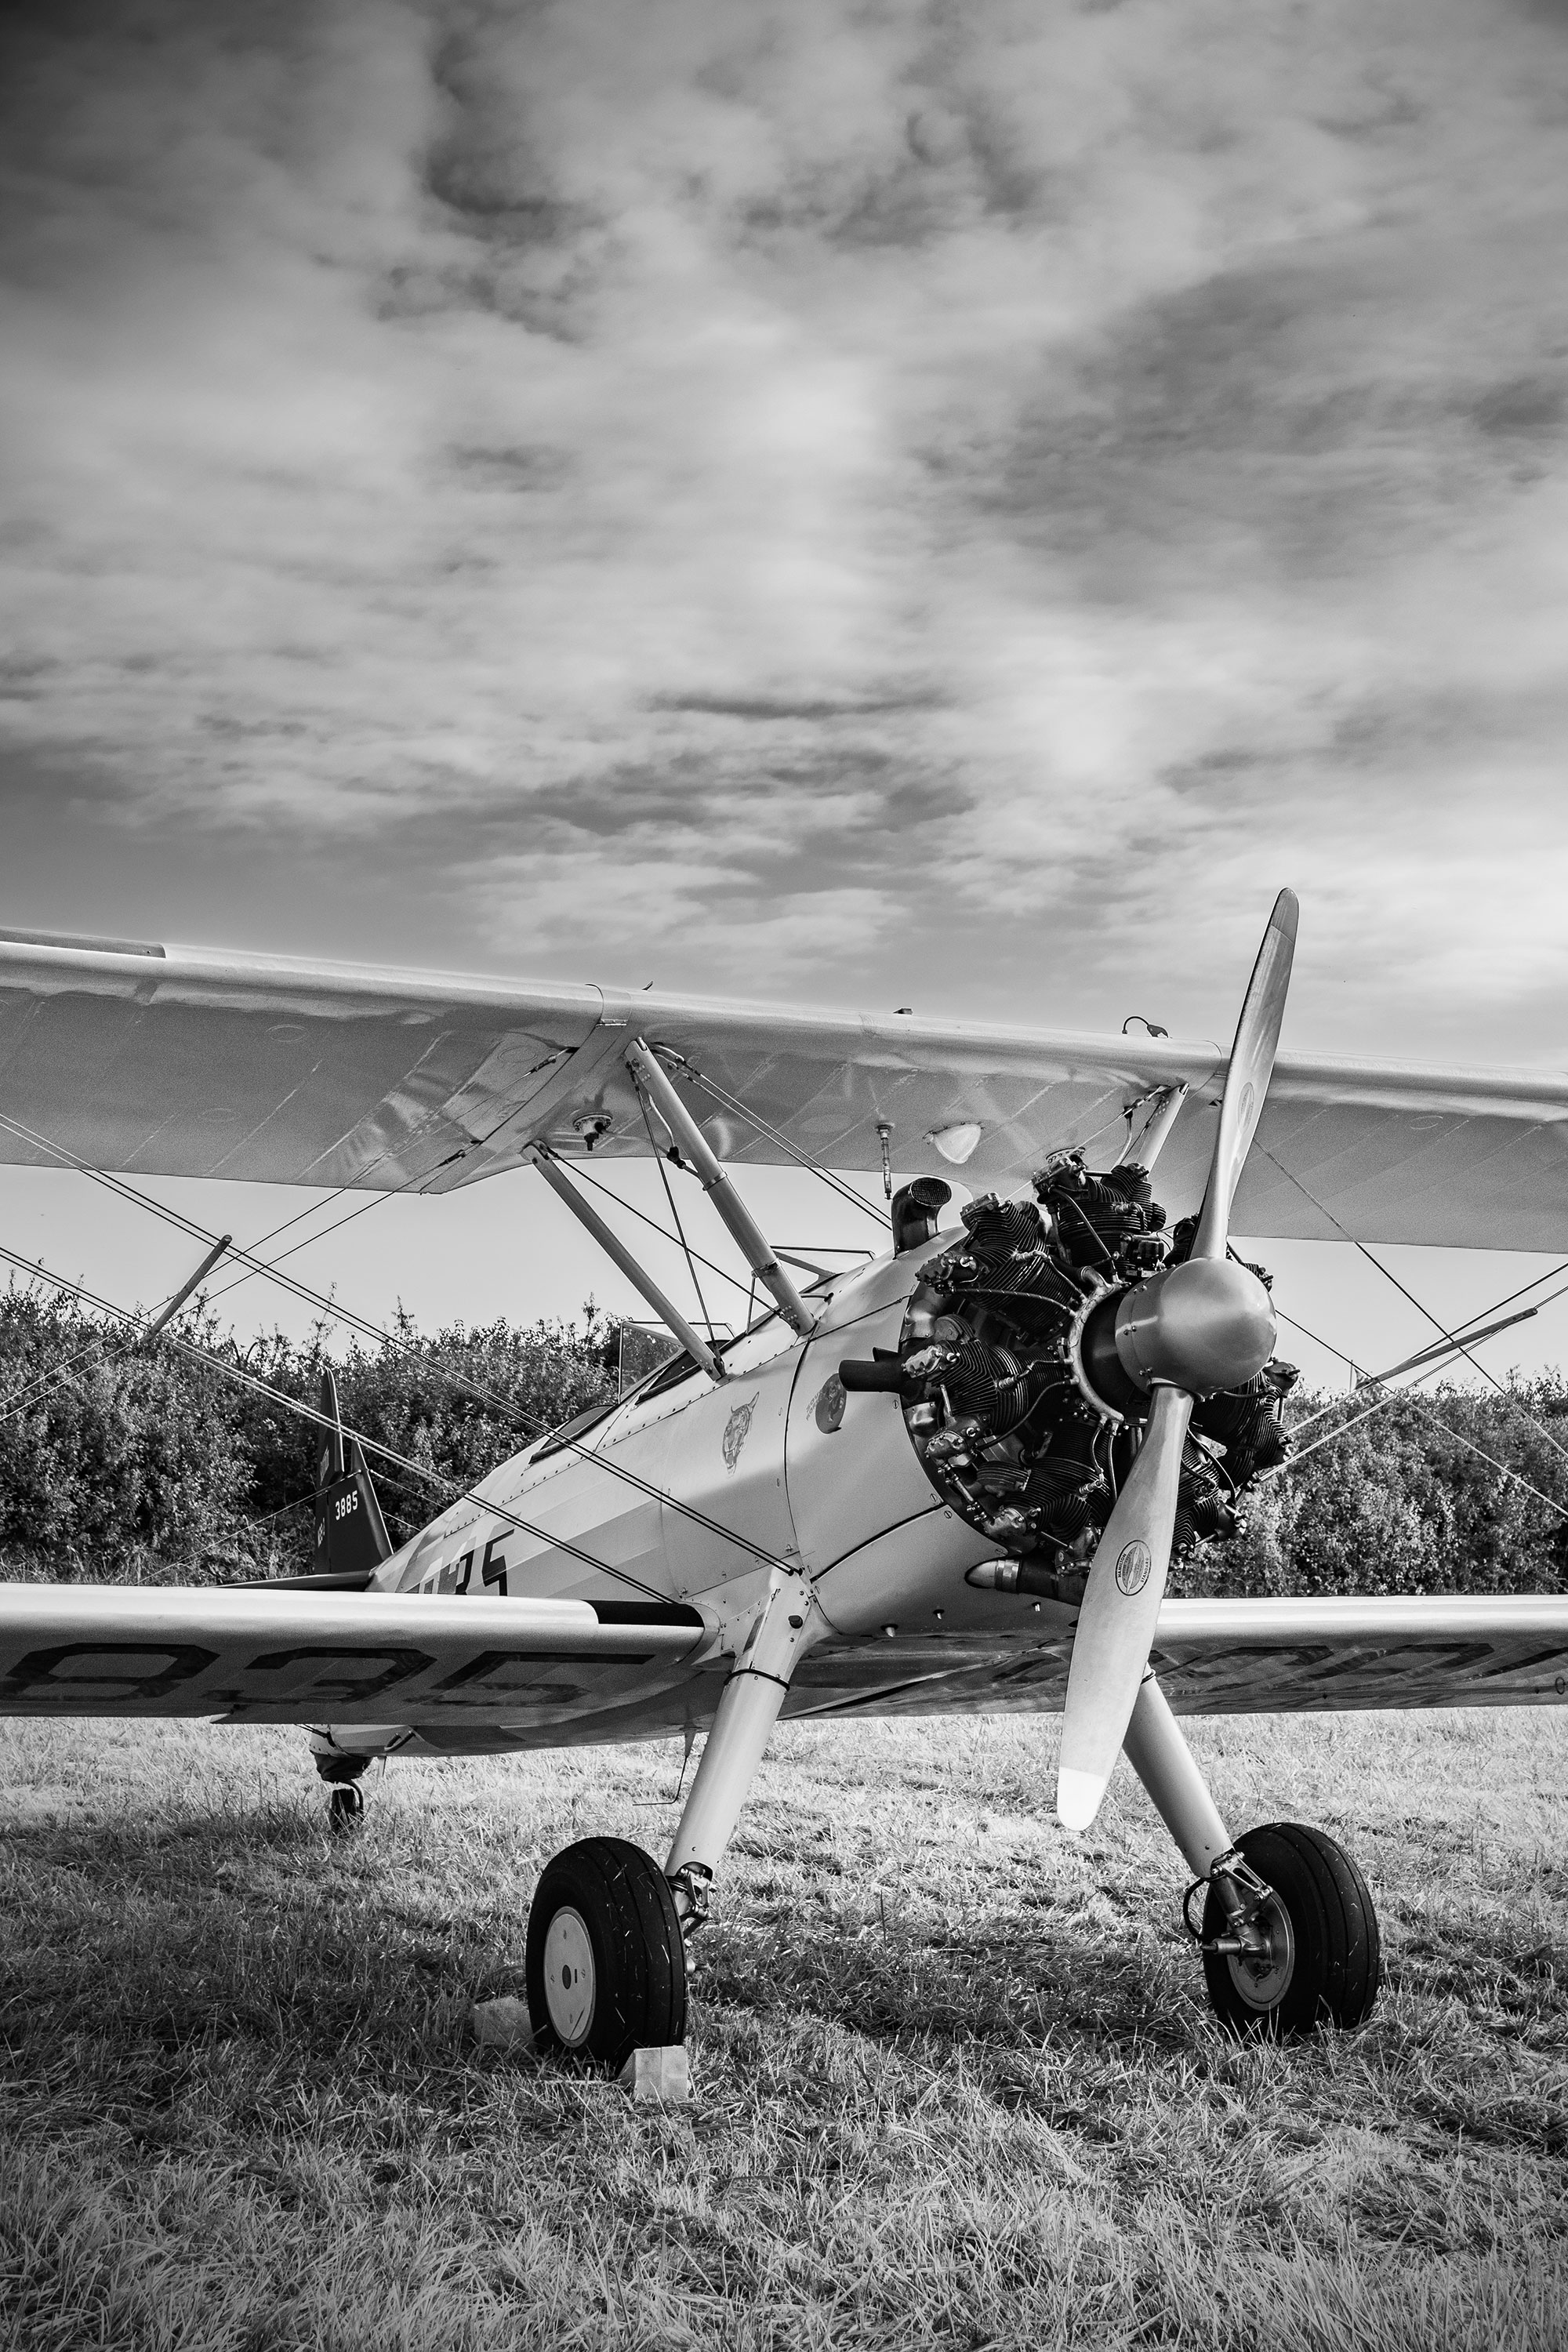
[{"xmin": 0, "ymin": 1708, "xmax": 1564, "ymax": 2351}]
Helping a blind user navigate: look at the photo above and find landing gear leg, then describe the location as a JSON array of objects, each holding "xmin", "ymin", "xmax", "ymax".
[
  {"xmin": 1123, "ymin": 1671, "xmax": 1380, "ymax": 2038},
  {"xmin": 663, "ymin": 1568, "xmax": 818, "ymax": 1929},
  {"xmin": 311, "ymin": 1730, "xmax": 372, "ymax": 1831},
  {"xmin": 521, "ymin": 1569, "xmax": 818, "ymax": 2071},
  {"xmin": 326, "ymin": 1781, "xmax": 365, "ymax": 1834}
]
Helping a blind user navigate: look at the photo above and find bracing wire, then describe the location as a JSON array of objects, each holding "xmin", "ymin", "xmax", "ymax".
[
  {"xmin": 205, "ymin": 1187, "xmax": 393, "ymax": 1308},
  {"xmin": 0, "ymin": 1241, "xmax": 684, "ymax": 1597},
  {"xmin": 1274, "ymin": 1371, "xmax": 1568, "ymax": 1523},
  {"xmin": 565, "ymin": 1159, "xmax": 756, "ymax": 1305},
  {"xmin": 1254, "ymin": 1139, "xmax": 1568, "ymax": 1475},
  {"xmin": 677, "ymin": 1065, "xmax": 892, "ymax": 1229},
  {"xmin": 635, "ymin": 1078, "xmax": 719, "ymax": 1344},
  {"xmin": 0, "ymin": 1221, "xmax": 797, "ymax": 1577}
]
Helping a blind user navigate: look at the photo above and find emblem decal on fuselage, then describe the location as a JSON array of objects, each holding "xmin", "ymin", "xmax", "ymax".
[
  {"xmin": 722, "ymin": 1394, "xmax": 759, "ymax": 1472},
  {"xmin": 1115, "ymin": 1541, "xmax": 1152, "ymax": 1597},
  {"xmin": 813, "ymin": 1375, "xmax": 846, "ymax": 1434}
]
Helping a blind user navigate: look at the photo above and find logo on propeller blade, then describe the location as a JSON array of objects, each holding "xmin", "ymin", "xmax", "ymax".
[{"xmin": 1114, "ymin": 1541, "xmax": 1153, "ymax": 1597}]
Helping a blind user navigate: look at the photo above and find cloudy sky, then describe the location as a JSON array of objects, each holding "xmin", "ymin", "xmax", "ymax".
[{"xmin": 2, "ymin": 0, "xmax": 1567, "ymax": 1385}]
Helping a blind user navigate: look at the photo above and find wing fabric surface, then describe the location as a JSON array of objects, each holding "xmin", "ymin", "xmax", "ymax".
[
  {"xmin": 2, "ymin": 1584, "xmax": 1563, "ymax": 1733},
  {"xmin": 783, "ymin": 1596, "xmax": 1568, "ymax": 1722},
  {"xmin": 0, "ymin": 1585, "xmax": 705, "ymax": 1726},
  {"xmin": 0, "ymin": 931, "xmax": 1566, "ymax": 1248}
]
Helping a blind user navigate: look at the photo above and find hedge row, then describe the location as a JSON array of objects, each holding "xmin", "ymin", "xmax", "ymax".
[{"xmin": 0, "ymin": 1285, "xmax": 1562, "ymax": 1595}]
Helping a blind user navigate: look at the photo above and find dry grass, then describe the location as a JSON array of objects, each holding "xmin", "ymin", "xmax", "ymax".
[{"xmin": 0, "ymin": 1707, "xmax": 1564, "ymax": 2350}]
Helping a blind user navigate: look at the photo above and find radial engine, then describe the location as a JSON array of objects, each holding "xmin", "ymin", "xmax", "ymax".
[{"xmin": 846, "ymin": 1160, "xmax": 1298, "ymax": 1601}]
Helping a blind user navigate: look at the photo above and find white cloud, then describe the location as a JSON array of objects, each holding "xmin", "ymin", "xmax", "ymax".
[{"xmin": 2, "ymin": 0, "xmax": 1566, "ymax": 1054}]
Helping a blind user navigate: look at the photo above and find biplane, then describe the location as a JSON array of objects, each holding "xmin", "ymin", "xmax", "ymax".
[{"xmin": 0, "ymin": 895, "xmax": 1563, "ymax": 2063}]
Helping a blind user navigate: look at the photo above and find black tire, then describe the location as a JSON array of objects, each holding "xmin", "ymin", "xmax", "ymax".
[
  {"xmin": 327, "ymin": 1784, "xmax": 364, "ymax": 1833},
  {"xmin": 1202, "ymin": 1821, "xmax": 1380, "ymax": 2041},
  {"xmin": 525, "ymin": 1837, "xmax": 687, "ymax": 2071}
]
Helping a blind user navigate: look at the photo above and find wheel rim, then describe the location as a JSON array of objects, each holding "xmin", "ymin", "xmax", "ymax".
[
  {"xmin": 1224, "ymin": 1890, "xmax": 1296, "ymax": 2013},
  {"xmin": 543, "ymin": 1905, "xmax": 597, "ymax": 2046}
]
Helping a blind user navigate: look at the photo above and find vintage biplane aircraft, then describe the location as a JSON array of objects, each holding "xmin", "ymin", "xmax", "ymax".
[{"xmin": 0, "ymin": 896, "xmax": 1564, "ymax": 2064}]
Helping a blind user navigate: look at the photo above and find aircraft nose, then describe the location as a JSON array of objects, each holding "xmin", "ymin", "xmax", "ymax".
[{"xmin": 1113, "ymin": 1257, "xmax": 1276, "ymax": 1396}]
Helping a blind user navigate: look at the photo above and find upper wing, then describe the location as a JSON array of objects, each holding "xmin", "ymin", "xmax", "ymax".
[
  {"xmin": 786, "ymin": 1595, "xmax": 1568, "ymax": 1722},
  {"xmin": 2, "ymin": 927, "xmax": 1566, "ymax": 1248},
  {"xmin": 0, "ymin": 1583, "xmax": 706, "ymax": 1726}
]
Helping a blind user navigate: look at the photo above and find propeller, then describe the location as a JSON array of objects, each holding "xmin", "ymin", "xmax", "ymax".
[{"xmin": 1055, "ymin": 890, "xmax": 1299, "ymax": 1834}]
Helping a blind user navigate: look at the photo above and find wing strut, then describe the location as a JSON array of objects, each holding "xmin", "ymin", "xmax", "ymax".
[
  {"xmin": 527, "ymin": 1145, "xmax": 726, "ymax": 1383},
  {"xmin": 626, "ymin": 1041, "xmax": 820, "ymax": 1335}
]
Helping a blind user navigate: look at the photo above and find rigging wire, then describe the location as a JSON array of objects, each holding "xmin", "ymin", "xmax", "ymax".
[
  {"xmin": 1403, "ymin": 1398, "xmax": 1568, "ymax": 1520},
  {"xmin": 0, "ymin": 1241, "xmax": 683, "ymax": 1597},
  {"xmin": 1254, "ymin": 1140, "xmax": 1568, "ymax": 1475},
  {"xmin": 678, "ymin": 1065, "xmax": 891, "ymax": 1229},
  {"xmin": 1286, "ymin": 1288, "xmax": 1568, "ymax": 1440},
  {"xmin": 0, "ymin": 1238, "xmax": 250, "ymax": 1426},
  {"xmin": 635, "ymin": 1078, "xmax": 720, "ymax": 1344},
  {"xmin": 0, "ymin": 1206, "xmax": 797, "ymax": 1575},
  {"xmin": 564, "ymin": 1158, "xmax": 757, "ymax": 1305},
  {"xmin": 1271, "ymin": 1303, "xmax": 1365, "ymax": 1378},
  {"xmin": 205, "ymin": 1186, "xmax": 393, "ymax": 1308},
  {"xmin": 212, "ymin": 1184, "xmax": 354, "ymax": 1277},
  {"xmin": 0, "ymin": 1329, "xmax": 121, "ymax": 1425},
  {"xmin": 1274, "ymin": 1370, "xmax": 1568, "ymax": 1522}
]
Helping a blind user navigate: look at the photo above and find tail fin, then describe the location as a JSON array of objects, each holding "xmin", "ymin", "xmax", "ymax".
[{"xmin": 312, "ymin": 1370, "xmax": 393, "ymax": 1581}]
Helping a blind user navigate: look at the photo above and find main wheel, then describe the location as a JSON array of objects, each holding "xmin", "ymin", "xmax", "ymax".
[
  {"xmin": 1202, "ymin": 1821, "xmax": 1380, "ymax": 2040},
  {"xmin": 524, "ymin": 1837, "xmax": 687, "ymax": 2071}
]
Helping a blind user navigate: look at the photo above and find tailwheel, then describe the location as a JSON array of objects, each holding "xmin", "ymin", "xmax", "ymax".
[
  {"xmin": 327, "ymin": 1783, "xmax": 365, "ymax": 1834},
  {"xmin": 525, "ymin": 1837, "xmax": 687, "ymax": 2072},
  {"xmin": 1200, "ymin": 1822, "xmax": 1380, "ymax": 2040}
]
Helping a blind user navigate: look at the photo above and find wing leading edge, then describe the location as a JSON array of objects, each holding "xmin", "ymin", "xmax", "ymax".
[
  {"xmin": 0, "ymin": 930, "xmax": 1565, "ymax": 1248},
  {"xmin": 1, "ymin": 1584, "xmax": 1563, "ymax": 1733},
  {"xmin": 0, "ymin": 1585, "xmax": 707, "ymax": 1726},
  {"xmin": 782, "ymin": 1595, "xmax": 1568, "ymax": 1722}
]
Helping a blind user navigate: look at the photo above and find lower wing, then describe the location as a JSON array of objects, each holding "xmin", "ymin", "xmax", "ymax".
[
  {"xmin": 0, "ymin": 1585, "xmax": 706, "ymax": 1725},
  {"xmin": 786, "ymin": 1595, "xmax": 1568, "ymax": 1722},
  {"xmin": 1, "ymin": 1585, "xmax": 1563, "ymax": 1731}
]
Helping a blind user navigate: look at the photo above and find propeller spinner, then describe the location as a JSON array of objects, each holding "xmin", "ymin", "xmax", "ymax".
[{"xmin": 1054, "ymin": 890, "xmax": 1299, "ymax": 1833}]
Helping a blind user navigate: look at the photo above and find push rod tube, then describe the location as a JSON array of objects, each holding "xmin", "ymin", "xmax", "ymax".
[
  {"xmin": 526, "ymin": 1145, "xmax": 725, "ymax": 1383},
  {"xmin": 626, "ymin": 1040, "xmax": 819, "ymax": 1336}
]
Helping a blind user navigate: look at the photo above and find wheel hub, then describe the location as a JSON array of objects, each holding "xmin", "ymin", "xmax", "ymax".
[
  {"xmin": 1223, "ymin": 1891, "xmax": 1295, "ymax": 2012},
  {"xmin": 542, "ymin": 1905, "xmax": 597, "ymax": 2046}
]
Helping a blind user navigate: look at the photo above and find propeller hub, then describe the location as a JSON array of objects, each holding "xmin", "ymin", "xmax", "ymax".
[{"xmin": 1112, "ymin": 1257, "xmax": 1276, "ymax": 1397}]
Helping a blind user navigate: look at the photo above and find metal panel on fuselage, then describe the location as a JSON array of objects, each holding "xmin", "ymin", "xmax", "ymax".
[
  {"xmin": 641, "ymin": 1315, "xmax": 805, "ymax": 1595},
  {"xmin": 783, "ymin": 1250, "xmax": 942, "ymax": 1581},
  {"xmin": 389, "ymin": 1420, "xmax": 673, "ymax": 1612},
  {"xmin": 390, "ymin": 1308, "xmax": 811, "ymax": 1624}
]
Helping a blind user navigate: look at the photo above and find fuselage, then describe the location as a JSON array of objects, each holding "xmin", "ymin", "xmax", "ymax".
[{"xmin": 352, "ymin": 1238, "xmax": 1002, "ymax": 1753}]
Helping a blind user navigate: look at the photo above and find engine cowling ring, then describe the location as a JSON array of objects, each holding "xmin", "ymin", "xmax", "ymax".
[{"xmin": 1068, "ymin": 1279, "xmax": 1145, "ymax": 1422}]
